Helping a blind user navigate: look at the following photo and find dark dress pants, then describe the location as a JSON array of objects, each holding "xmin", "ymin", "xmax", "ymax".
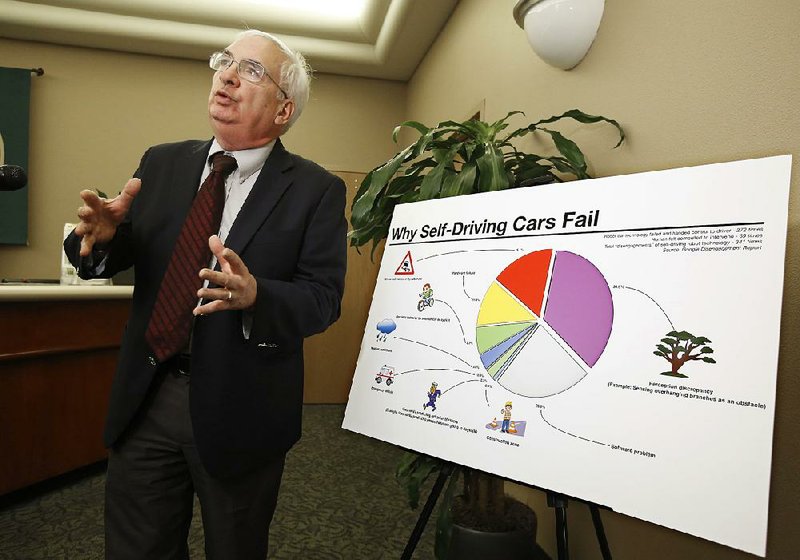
[{"xmin": 105, "ymin": 369, "xmax": 285, "ymax": 560}]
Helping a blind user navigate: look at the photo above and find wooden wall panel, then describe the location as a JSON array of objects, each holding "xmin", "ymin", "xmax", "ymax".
[
  {"xmin": 0, "ymin": 299, "xmax": 129, "ymax": 495},
  {"xmin": 0, "ymin": 300, "xmax": 128, "ymax": 359}
]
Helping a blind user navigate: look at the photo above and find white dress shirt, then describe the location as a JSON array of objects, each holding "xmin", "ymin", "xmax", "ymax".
[
  {"xmin": 200, "ymin": 138, "xmax": 276, "ymax": 336},
  {"xmin": 203, "ymin": 137, "xmax": 276, "ymax": 248}
]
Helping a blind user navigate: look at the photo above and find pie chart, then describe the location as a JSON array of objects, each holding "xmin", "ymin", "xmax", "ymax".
[{"xmin": 476, "ymin": 250, "xmax": 613, "ymax": 397}]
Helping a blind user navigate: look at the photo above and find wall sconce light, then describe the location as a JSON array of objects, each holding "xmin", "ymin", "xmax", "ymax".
[{"xmin": 513, "ymin": 0, "xmax": 605, "ymax": 70}]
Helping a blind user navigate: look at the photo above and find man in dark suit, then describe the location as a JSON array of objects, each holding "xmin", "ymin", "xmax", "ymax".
[{"xmin": 65, "ymin": 29, "xmax": 346, "ymax": 559}]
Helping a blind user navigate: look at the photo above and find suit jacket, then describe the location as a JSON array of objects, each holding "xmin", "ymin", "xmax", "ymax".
[{"xmin": 65, "ymin": 138, "xmax": 347, "ymax": 478}]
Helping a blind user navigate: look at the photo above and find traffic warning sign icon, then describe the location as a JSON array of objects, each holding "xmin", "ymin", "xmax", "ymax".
[{"xmin": 394, "ymin": 251, "xmax": 414, "ymax": 275}]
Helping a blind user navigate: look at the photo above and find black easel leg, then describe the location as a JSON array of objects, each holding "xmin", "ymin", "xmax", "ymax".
[
  {"xmin": 589, "ymin": 504, "xmax": 612, "ymax": 560},
  {"xmin": 401, "ymin": 463, "xmax": 454, "ymax": 560},
  {"xmin": 547, "ymin": 492, "xmax": 569, "ymax": 560},
  {"xmin": 555, "ymin": 504, "xmax": 569, "ymax": 560}
]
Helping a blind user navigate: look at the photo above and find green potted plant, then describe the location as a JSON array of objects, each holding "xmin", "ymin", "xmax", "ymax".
[
  {"xmin": 349, "ymin": 109, "xmax": 624, "ymax": 256},
  {"xmin": 349, "ymin": 110, "xmax": 625, "ymax": 559},
  {"xmin": 396, "ymin": 452, "xmax": 542, "ymax": 559}
]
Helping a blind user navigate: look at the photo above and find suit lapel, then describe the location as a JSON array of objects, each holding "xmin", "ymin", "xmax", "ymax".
[
  {"xmin": 153, "ymin": 140, "xmax": 212, "ymax": 255},
  {"xmin": 224, "ymin": 139, "xmax": 294, "ymax": 255},
  {"xmin": 169, "ymin": 140, "xmax": 213, "ymax": 219}
]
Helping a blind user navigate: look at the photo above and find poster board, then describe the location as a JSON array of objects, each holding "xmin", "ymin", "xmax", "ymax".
[{"xmin": 342, "ymin": 156, "xmax": 792, "ymax": 556}]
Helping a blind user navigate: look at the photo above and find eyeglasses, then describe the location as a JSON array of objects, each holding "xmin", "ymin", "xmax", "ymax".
[{"xmin": 209, "ymin": 51, "xmax": 288, "ymax": 98}]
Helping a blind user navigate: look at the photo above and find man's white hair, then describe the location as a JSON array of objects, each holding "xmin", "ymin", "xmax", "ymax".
[{"xmin": 235, "ymin": 29, "xmax": 312, "ymax": 132}]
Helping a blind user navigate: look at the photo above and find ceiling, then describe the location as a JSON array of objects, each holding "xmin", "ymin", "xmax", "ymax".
[{"xmin": 0, "ymin": 0, "xmax": 460, "ymax": 80}]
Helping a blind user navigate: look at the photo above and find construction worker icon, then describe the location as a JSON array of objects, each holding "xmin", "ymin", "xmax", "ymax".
[{"xmin": 500, "ymin": 401, "xmax": 513, "ymax": 433}]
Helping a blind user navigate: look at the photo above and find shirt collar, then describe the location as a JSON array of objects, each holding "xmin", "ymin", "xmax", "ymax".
[{"xmin": 208, "ymin": 138, "xmax": 276, "ymax": 183}]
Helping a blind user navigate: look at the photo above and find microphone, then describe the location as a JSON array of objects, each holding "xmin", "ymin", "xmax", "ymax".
[{"xmin": 0, "ymin": 165, "xmax": 28, "ymax": 191}]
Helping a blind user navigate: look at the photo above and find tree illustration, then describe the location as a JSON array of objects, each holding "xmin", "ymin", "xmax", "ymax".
[{"xmin": 653, "ymin": 330, "xmax": 716, "ymax": 378}]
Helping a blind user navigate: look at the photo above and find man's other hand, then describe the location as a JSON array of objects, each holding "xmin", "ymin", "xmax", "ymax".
[
  {"xmin": 195, "ymin": 235, "xmax": 258, "ymax": 315},
  {"xmin": 75, "ymin": 178, "xmax": 141, "ymax": 257}
]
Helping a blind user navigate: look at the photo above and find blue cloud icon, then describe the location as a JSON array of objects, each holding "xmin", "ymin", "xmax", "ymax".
[{"xmin": 376, "ymin": 319, "xmax": 397, "ymax": 334}]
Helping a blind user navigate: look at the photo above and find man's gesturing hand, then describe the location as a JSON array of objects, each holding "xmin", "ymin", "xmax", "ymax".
[
  {"xmin": 75, "ymin": 178, "xmax": 141, "ymax": 257},
  {"xmin": 194, "ymin": 235, "xmax": 258, "ymax": 315}
]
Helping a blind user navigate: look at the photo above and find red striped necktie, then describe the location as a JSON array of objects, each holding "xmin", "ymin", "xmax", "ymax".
[{"xmin": 145, "ymin": 152, "xmax": 238, "ymax": 362}]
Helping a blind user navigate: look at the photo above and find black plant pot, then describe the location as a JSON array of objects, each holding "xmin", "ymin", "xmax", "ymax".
[{"xmin": 447, "ymin": 523, "xmax": 545, "ymax": 560}]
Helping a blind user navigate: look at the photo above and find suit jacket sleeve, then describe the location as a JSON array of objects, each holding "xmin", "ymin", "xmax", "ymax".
[{"xmin": 248, "ymin": 173, "xmax": 347, "ymax": 347}]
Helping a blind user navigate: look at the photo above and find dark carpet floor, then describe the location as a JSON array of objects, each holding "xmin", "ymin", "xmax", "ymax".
[{"xmin": 0, "ymin": 405, "xmax": 437, "ymax": 559}]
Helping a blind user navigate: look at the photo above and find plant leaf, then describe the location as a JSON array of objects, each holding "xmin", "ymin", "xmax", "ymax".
[
  {"xmin": 498, "ymin": 110, "xmax": 525, "ymax": 121},
  {"xmin": 457, "ymin": 119, "xmax": 492, "ymax": 142},
  {"xmin": 369, "ymin": 235, "xmax": 386, "ymax": 261},
  {"xmin": 395, "ymin": 452, "xmax": 441, "ymax": 509},
  {"xmin": 392, "ymin": 120, "xmax": 429, "ymax": 144},
  {"xmin": 421, "ymin": 145, "xmax": 460, "ymax": 199},
  {"xmin": 352, "ymin": 169, "xmax": 374, "ymax": 205},
  {"xmin": 534, "ymin": 109, "xmax": 626, "ymax": 148},
  {"xmin": 547, "ymin": 155, "xmax": 582, "ymax": 177},
  {"xmin": 540, "ymin": 128, "xmax": 588, "ymax": 179},
  {"xmin": 351, "ymin": 147, "xmax": 410, "ymax": 228},
  {"xmin": 439, "ymin": 169, "xmax": 461, "ymax": 198},
  {"xmin": 503, "ymin": 125, "xmax": 533, "ymax": 142},
  {"xmin": 419, "ymin": 161, "xmax": 448, "ymax": 200},
  {"xmin": 513, "ymin": 156, "xmax": 556, "ymax": 186},
  {"xmin": 476, "ymin": 143, "xmax": 509, "ymax": 191},
  {"xmin": 454, "ymin": 161, "xmax": 478, "ymax": 196}
]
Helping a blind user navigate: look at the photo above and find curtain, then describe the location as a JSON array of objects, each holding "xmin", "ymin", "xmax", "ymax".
[{"xmin": 0, "ymin": 67, "xmax": 32, "ymax": 245}]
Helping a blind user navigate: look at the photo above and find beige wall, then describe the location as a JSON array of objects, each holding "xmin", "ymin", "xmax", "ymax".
[
  {"xmin": 3, "ymin": 1, "xmax": 799, "ymax": 555},
  {"xmin": 0, "ymin": 38, "xmax": 405, "ymax": 279},
  {"xmin": 406, "ymin": 1, "xmax": 800, "ymax": 559}
]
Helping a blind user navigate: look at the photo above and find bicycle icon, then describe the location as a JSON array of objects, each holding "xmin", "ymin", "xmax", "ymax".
[
  {"xmin": 417, "ymin": 297, "xmax": 434, "ymax": 312},
  {"xmin": 418, "ymin": 282, "xmax": 434, "ymax": 312}
]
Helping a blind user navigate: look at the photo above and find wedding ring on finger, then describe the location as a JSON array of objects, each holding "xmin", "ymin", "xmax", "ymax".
[{"xmin": 226, "ymin": 290, "xmax": 233, "ymax": 301}]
